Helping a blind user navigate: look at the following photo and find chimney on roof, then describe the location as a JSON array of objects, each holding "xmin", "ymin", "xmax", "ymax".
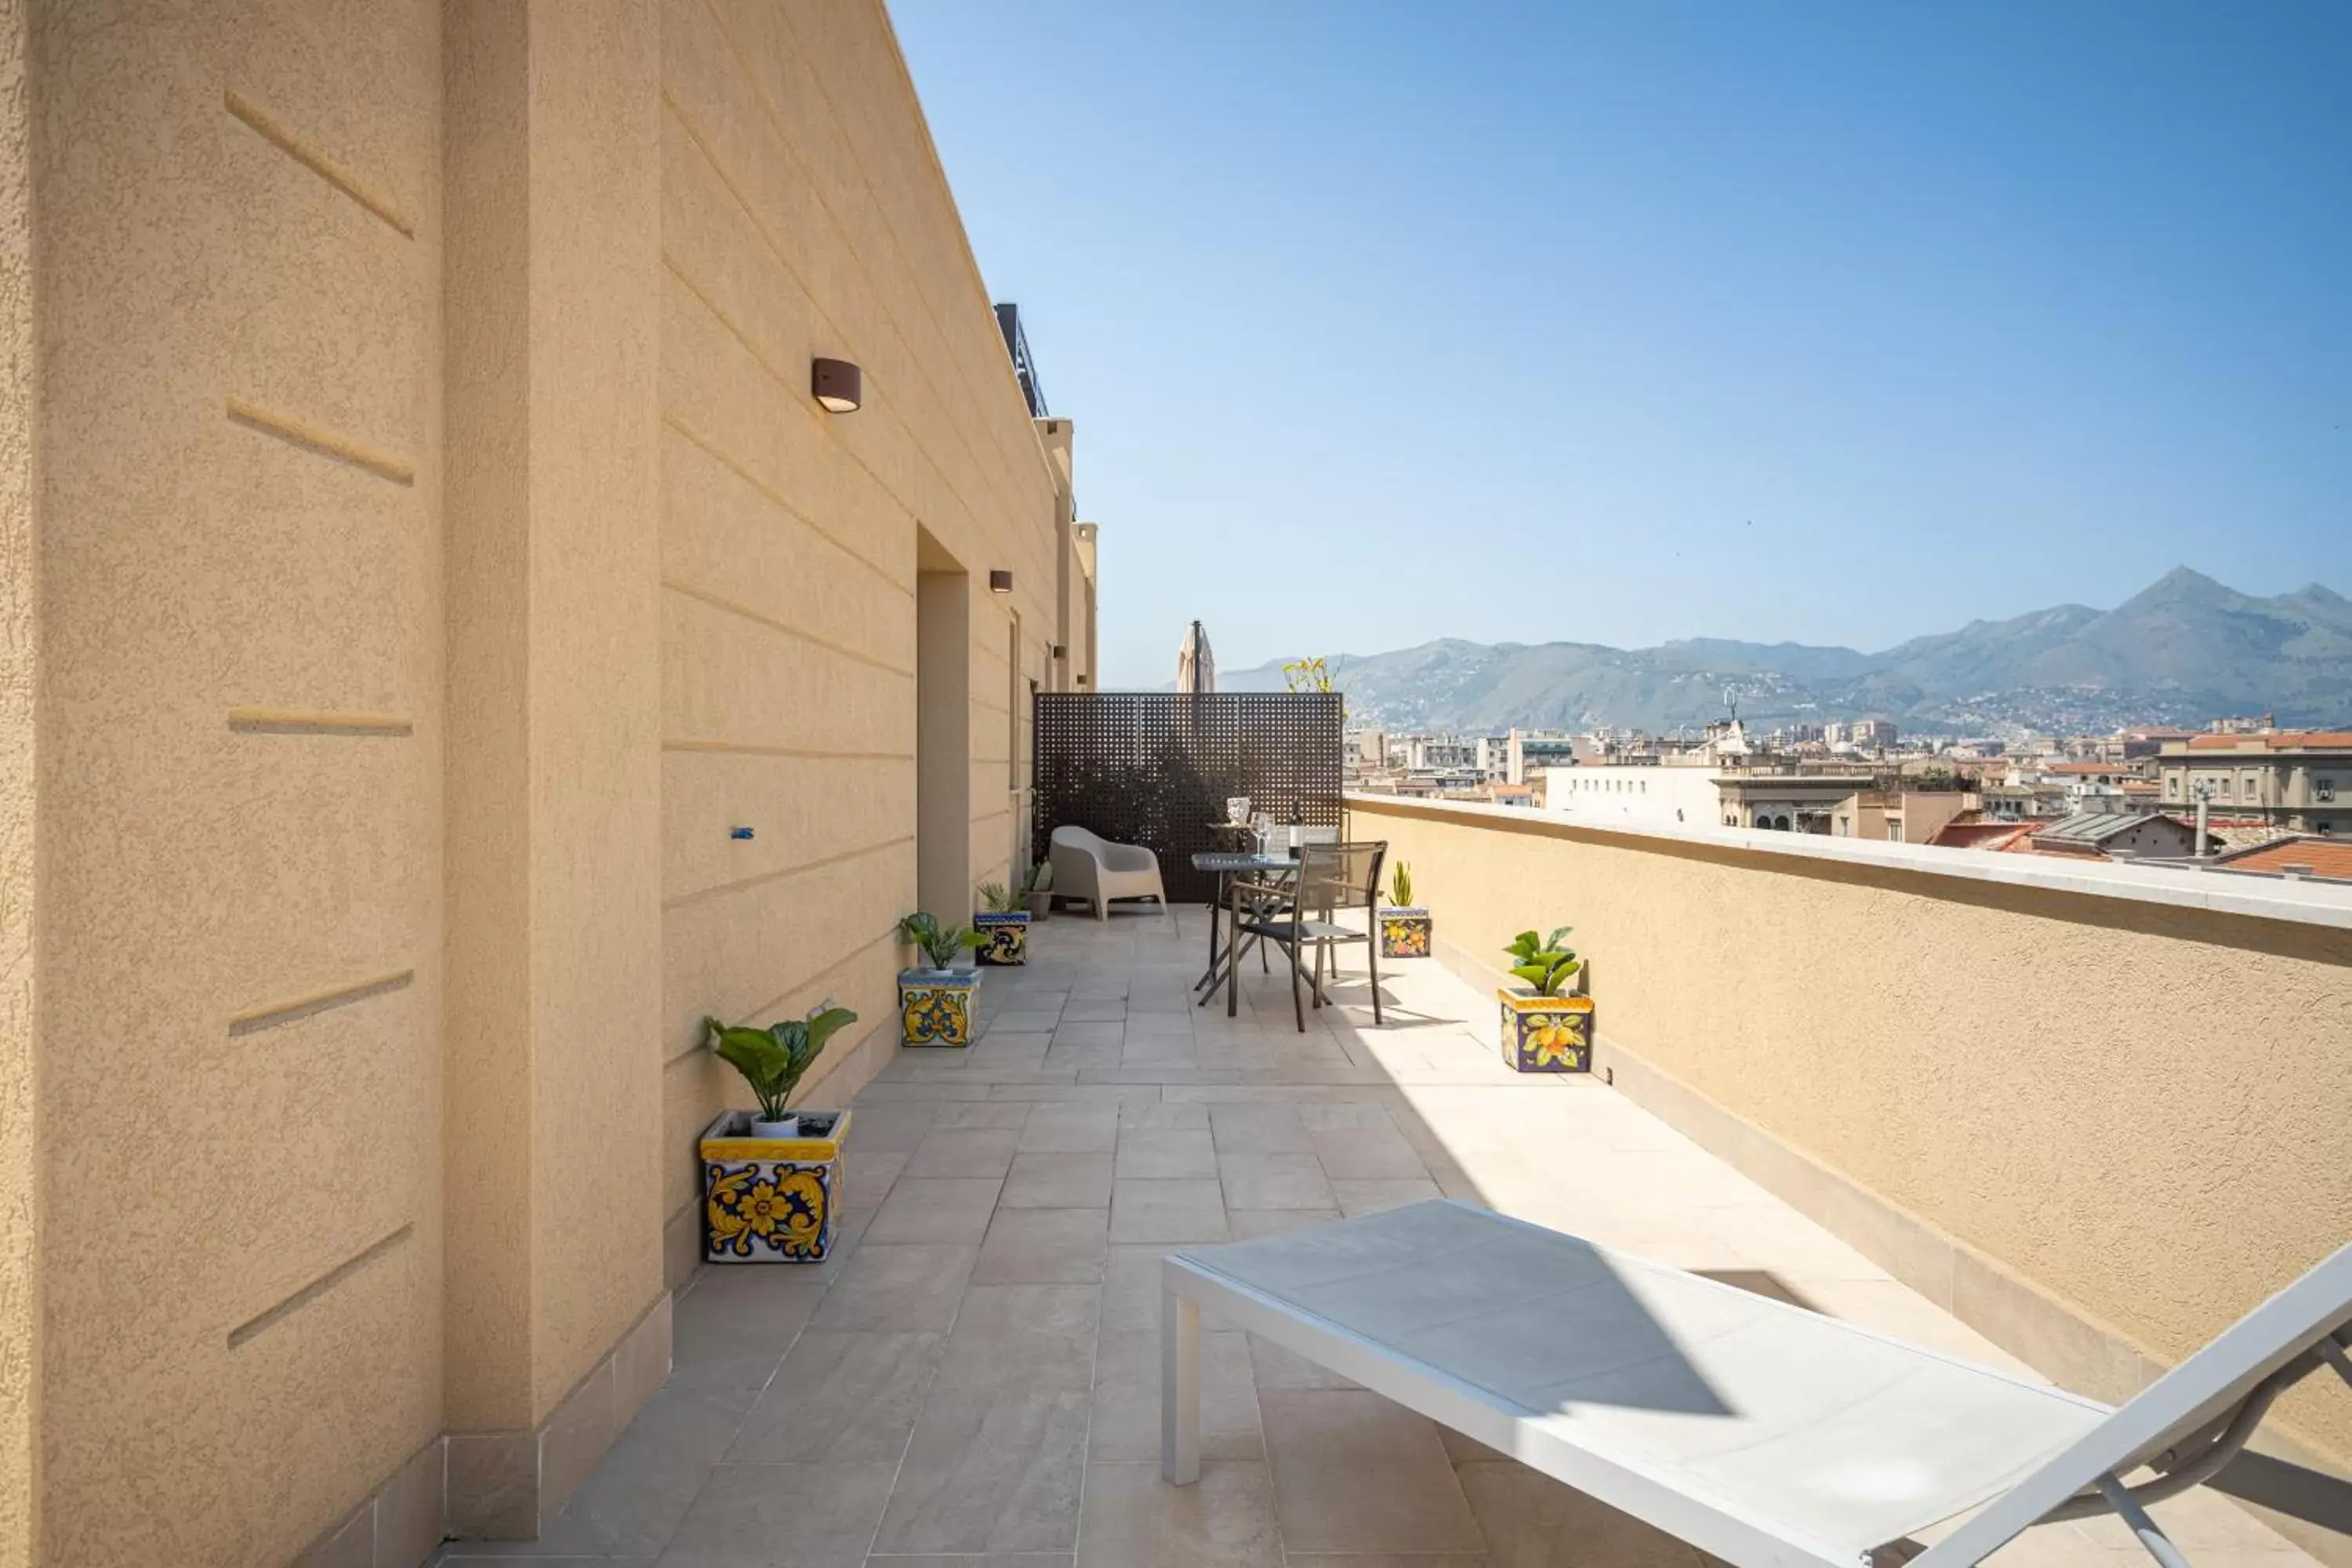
[{"xmin": 2281, "ymin": 864, "xmax": 2314, "ymax": 880}]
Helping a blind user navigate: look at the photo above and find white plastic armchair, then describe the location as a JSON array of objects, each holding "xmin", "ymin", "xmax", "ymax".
[{"xmin": 1049, "ymin": 826, "xmax": 1169, "ymax": 921}]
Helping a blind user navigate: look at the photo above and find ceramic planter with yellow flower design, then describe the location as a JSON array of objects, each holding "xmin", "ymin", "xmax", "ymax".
[
  {"xmin": 973, "ymin": 910, "xmax": 1030, "ymax": 965},
  {"xmin": 1379, "ymin": 907, "xmax": 1432, "ymax": 959},
  {"xmin": 700, "ymin": 1109, "xmax": 851, "ymax": 1263},
  {"xmin": 899, "ymin": 966, "xmax": 982, "ymax": 1047},
  {"xmin": 1497, "ymin": 990, "xmax": 1594, "ymax": 1073}
]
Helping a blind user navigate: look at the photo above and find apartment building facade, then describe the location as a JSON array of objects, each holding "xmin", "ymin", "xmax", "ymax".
[
  {"xmin": 2156, "ymin": 733, "xmax": 2351, "ymax": 834},
  {"xmin": 0, "ymin": 3, "xmax": 1096, "ymax": 1563}
]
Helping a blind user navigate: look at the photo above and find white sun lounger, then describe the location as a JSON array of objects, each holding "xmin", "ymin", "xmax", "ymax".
[{"xmin": 1162, "ymin": 1200, "xmax": 2351, "ymax": 1568}]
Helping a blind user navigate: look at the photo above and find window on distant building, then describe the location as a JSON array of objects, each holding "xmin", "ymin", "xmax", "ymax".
[
  {"xmin": 1886, "ymin": 818, "xmax": 1904, "ymax": 842},
  {"xmin": 2318, "ymin": 777, "xmax": 2338, "ymax": 803},
  {"xmin": 2166, "ymin": 775, "xmax": 2182, "ymax": 799}
]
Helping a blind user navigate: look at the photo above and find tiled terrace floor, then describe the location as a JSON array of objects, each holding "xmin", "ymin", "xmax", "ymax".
[{"xmin": 440, "ymin": 909, "xmax": 2321, "ymax": 1567}]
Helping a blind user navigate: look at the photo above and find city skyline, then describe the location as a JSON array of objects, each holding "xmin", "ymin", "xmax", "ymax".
[{"xmin": 891, "ymin": 0, "xmax": 2352, "ymax": 688}]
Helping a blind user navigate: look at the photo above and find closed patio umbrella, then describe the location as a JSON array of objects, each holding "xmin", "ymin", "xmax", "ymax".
[{"xmin": 1175, "ymin": 619, "xmax": 1215, "ymax": 694}]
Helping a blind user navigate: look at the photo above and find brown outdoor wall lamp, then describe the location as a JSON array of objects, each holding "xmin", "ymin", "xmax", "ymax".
[
  {"xmin": 989, "ymin": 570, "xmax": 1014, "ymax": 594},
  {"xmin": 811, "ymin": 358, "xmax": 862, "ymax": 412}
]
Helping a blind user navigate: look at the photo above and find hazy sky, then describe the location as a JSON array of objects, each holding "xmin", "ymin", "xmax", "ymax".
[{"xmin": 891, "ymin": 1, "xmax": 2351, "ymax": 689}]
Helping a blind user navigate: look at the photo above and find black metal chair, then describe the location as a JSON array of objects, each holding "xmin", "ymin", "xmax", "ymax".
[{"xmin": 1228, "ymin": 840, "xmax": 1388, "ymax": 1031}]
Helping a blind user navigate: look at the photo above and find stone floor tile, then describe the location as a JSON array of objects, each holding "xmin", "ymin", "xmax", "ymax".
[
  {"xmin": 933, "ymin": 1283, "xmax": 1103, "ymax": 1395},
  {"xmin": 667, "ymin": 1270, "xmax": 827, "ymax": 1394},
  {"xmin": 1018, "ymin": 1105, "xmax": 1121, "ymax": 1154},
  {"xmin": 905, "ymin": 1127, "xmax": 1022, "ymax": 1180},
  {"xmin": 971, "ymin": 1207, "xmax": 1110, "ymax": 1286},
  {"xmin": 1454, "ymin": 1459, "xmax": 1704, "ymax": 1568},
  {"xmin": 934, "ymin": 1102, "xmax": 1037, "ymax": 1130},
  {"xmin": 1207, "ymin": 1104, "xmax": 1315, "ymax": 1153},
  {"xmin": 1258, "ymin": 1390, "xmax": 1483, "ymax": 1554},
  {"xmin": 1111, "ymin": 1179, "xmax": 1231, "ymax": 1244},
  {"xmin": 1118, "ymin": 1128, "xmax": 1219, "ymax": 1179},
  {"xmin": 1052, "ymin": 1022, "xmax": 1126, "ymax": 1047},
  {"xmin": 865, "ymin": 1178, "xmax": 1004, "ymax": 1243},
  {"xmin": 1000, "ymin": 1151, "xmax": 1116, "ymax": 1209},
  {"xmin": 1310, "ymin": 1128, "xmax": 1432, "ymax": 1180},
  {"xmin": 501, "ymin": 1383, "xmax": 756, "ymax": 1559},
  {"xmin": 1074, "ymin": 1460, "xmax": 1283, "ymax": 1567},
  {"xmin": 1101, "ymin": 1243, "xmax": 1178, "ymax": 1333},
  {"xmin": 869, "ymin": 1382, "xmax": 1093, "ymax": 1555},
  {"xmin": 844, "ymin": 1150, "xmax": 909, "ymax": 1210},
  {"xmin": 1330, "ymin": 1178, "xmax": 1444, "ymax": 1217},
  {"xmin": 810, "ymin": 1243, "xmax": 978, "ymax": 1333},
  {"xmin": 846, "ymin": 1102, "xmax": 944, "ymax": 1152},
  {"xmin": 1217, "ymin": 1152, "xmax": 1337, "ymax": 1210},
  {"xmin": 1121, "ymin": 1102, "xmax": 1211, "ymax": 1131},
  {"xmin": 656, "ymin": 1461, "xmax": 897, "ymax": 1566},
  {"xmin": 727, "ymin": 1331, "xmax": 946, "ymax": 1464},
  {"xmin": 1247, "ymin": 1333, "xmax": 1359, "ymax": 1392},
  {"xmin": 1088, "ymin": 1328, "xmax": 1261, "ymax": 1463},
  {"xmin": 1226, "ymin": 1207, "xmax": 1343, "ymax": 1240}
]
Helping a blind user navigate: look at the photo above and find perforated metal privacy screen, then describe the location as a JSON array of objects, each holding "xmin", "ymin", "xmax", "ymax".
[{"xmin": 1032, "ymin": 693, "xmax": 1345, "ymax": 903}]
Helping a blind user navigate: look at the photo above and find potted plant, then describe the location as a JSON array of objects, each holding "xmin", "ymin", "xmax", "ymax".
[
  {"xmin": 699, "ymin": 1002, "xmax": 859, "ymax": 1263},
  {"xmin": 974, "ymin": 878, "xmax": 1031, "ymax": 965},
  {"xmin": 898, "ymin": 911, "xmax": 985, "ymax": 1047},
  {"xmin": 1495, "ymin": 926, "xmax": 1594, "ymax": 1073},
  {"xmin": 1024, "ymin": 858, "xmax": 1054, "ymax": 920},
  {"xmin": 1379, "ymin": 861, "xmax": 1431, "ymax": 959}
]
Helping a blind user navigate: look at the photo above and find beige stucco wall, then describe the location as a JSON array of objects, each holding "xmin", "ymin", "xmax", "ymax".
[
  {"xmin": 4, "ymin": 0, "xmax": 1078, "ymax": 1560},
  {"xmin": 1352, "ymin": 794, "xmax": 2352, "ymax": 1469},
  {"xmin": 24, "ymin": 0, "xmax": 446, "ymax": 1561},
  {"xmin": 653, "ymin": 0, "xmax": 1066, "ymax": 1270},
  {"xmin": 0, "ymin": 5, "xmax": 34, "ymax": 1562}
]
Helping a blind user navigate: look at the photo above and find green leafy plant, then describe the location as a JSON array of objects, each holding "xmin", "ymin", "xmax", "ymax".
[
  {"xmin": 1504, "ymin": 927, "xmax": 1581, "ymax": 996},
  {"xmin": 900, "ymin": 910, "xmax": 984, "ymax": 971},
  {"xmin": 1022, "ymin": 859, "xmax": 1053, "ymax": 896},
  {"xmin": 978, "ymin": 880, "xmax": 1019, "ymax": 913},
  {"xmin": 704, "ymin": 1003, "xmax": 858, "ymax": 1123},
  {"xmin": 1389, "ymin": 861, "xmax": 1414, "ymax": 908}
]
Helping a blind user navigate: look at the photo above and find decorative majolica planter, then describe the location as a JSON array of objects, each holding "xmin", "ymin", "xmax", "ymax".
[
  {"xmin": 1497, "ymin": 991, "xmax": 1594, "ymax": 1073},
  {"xmin": 974, "ymin": 910, "xmax": 1031, "ymax": 965},
  {"xmin": 700, "ymin": 1109, "xmax": 851, "ymax": 1263},
  {"xmin": 899, "ymin": 966, "xmax": 982, "ymax": 1047},
  {"xmin": 1379, "ymin": 907, "xmax": 1432, "ymax": 959}
]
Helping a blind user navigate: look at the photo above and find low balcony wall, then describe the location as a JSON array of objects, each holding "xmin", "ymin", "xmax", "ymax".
[{"xmin": 1348, "ymin": 792, "xmax": 2352, "ymax": 1503}]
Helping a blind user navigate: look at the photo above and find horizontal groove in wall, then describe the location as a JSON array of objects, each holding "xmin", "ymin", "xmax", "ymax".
[
  {"xmin": 661, "ymin": 250, "xmax": 1014, "ymax": 590},
  {"xmin": 663, "ymin": 834, "xmax": 912, "ymax": 913},
  {"xmin": 659, "ymin": 84, "xmax": 1048, "ymax": 592},
  {"xmin": 688, "ymin": 11, "xmax": 1033, "ymax": 546},
  {"xmin": 224, "ymin": 88, "xmax": 416, "ymax": 238},
  {"xmin": 660, "ymin": 412, "xmax": 907, "ymax": 597},
  {"xmin": 227, "ymin": 397, "xmax": 416, "ymax": 485},
  {"xmin": 662, "ymin": 577, "xmax": 913, "ymax": 679},
  {"xmin": 229, "ymin": 707, "xmax": 414, "ymax": 738},
  {"xmin": 228, "ymin": 969, "xmax": 414, "ymax": 1036},
  {"xmin": 666, "ymin": 927, "xmax": 901, "ymax": 1068},
  {"xmin": 665, "ymin": 739, "xmax": 911, "ymax": 762},
  {"xmin": 228, "ymin": 1223, "xmax": 413, "ymax": 1348}
]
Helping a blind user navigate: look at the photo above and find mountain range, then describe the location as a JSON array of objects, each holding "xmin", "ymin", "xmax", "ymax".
[{"xmin": 1192, "ymin": 568, "xmax": 2352, "ymax": 736}]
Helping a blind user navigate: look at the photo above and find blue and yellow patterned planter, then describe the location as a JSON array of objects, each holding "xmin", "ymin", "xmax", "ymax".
[
  {"xmin": 899, "ymin": 966, "xmax": 982, "ymax": 1047},
  {"xmin": 700, "ymin": 1109, "xmax": 850, "ymax": 1263},
  {"xmin": 974, "ymin": 910, "xmax": 1030, "ymax": 965},
  {"xmin": 1497, "ymin": 991, "xmax": 1594, "ymax": 1073},
  {"xmin": 1379, "ymin": 907, "xmax": 1432, "ymax": 960}
]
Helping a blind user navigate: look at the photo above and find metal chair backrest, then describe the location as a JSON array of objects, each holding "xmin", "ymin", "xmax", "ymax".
[{"xmin": 1296, "ymin": 840, "xmax": 1387, "ymax": 915}]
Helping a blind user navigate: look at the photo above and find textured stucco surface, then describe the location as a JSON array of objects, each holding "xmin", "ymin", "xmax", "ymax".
[
  {"xmin": 0, "ymin": 5, "xmax": 35, "ymax": 1562},
  {"xmin": 1353, "ymin": 795, "xmax": 2352, "ymax": 1466},
  {"xmin": 7, "ymin": 0, "xmax": 1078, "ymax": 1558},
  {"xmin": 27, "ymin": 0, "xmax": 446, "ymax": 1560},
  {"xmin": 653, "ymin": 0, "xmax": 1067, "ymax": 1244}
]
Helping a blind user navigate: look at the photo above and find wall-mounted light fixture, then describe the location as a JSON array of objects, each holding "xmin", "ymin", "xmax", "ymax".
[
  {"xmin": 989, "ymin": 570, "xmax": 1014, "ymax": 595},
  {"xmin": 811, "ymin": 358, "xmax": 862, "ymax": 413},
  {"xmin": 1051, "ymin": 644, "xmax": 1066, "ymax": 659}
]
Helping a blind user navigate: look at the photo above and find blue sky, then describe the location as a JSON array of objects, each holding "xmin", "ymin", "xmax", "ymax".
[{"xmin": 890, "ymin": 0, "xmax": 2351, "ymax": 689}]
